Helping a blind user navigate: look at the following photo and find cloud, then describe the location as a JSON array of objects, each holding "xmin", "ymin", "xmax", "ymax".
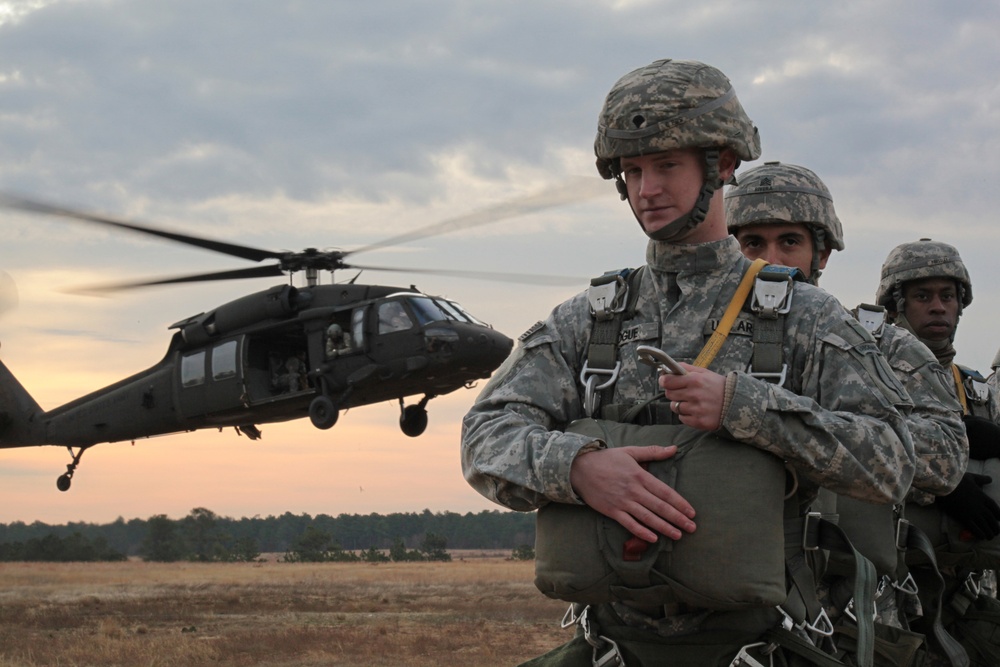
[{"xmin": 3, "ymin": 0, "xmax": 1000, "ymax": 523}]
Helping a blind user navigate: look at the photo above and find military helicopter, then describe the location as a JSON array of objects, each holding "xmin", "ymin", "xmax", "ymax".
[{"xmin": 0, "ymin": 183, "xmax": 594, "ymax": 491}]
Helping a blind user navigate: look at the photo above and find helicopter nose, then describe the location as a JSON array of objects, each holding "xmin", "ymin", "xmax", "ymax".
[{"xmin": 475, "ymin": 327, "xmax": 514, "ymax": 372}]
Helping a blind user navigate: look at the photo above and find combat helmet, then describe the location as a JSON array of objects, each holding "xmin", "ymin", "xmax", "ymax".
[
  {"xmin": 594, "ymin": 59, "xmax": 761, "ymax": 241},
  {"xmin": 875, "ymin": 238, "xmax": 973, "ymax": 314},
  {"xmin": 724, "ymin": 161, "xmax": 844, "ymax": 282}
]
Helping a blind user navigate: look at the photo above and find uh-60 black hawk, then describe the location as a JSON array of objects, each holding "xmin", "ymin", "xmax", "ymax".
[{"xmin": 0, "ymin": 184, "xmax": 592, "ymax": 491}]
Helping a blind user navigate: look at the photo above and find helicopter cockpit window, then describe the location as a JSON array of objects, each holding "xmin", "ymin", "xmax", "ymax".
[
  {"xmin": 436, "ymin": 299, "xmax": 468, "ymax": 323},
  {"xmin": 181, "ymin": 351, "xmax": 206, "ymax": 388},
  {"xmin": 445, "ymin": 299, "xmax": 486, "ymax": 326},
  {"xmin": 212, "ymin": 340, "xmax": 239, "ymax": 380},
  {"xmin": 377, "ymin": 300, "xmax": 413, "ymax": 334},
  {"xmin": 407, "ymin": 297, "xmax": 452, "ymax": 326}
]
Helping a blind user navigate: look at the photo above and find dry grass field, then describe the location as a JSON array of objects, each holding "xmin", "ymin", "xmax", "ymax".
[{"xmin": 0, "ymin": 552, "xmax": 572, "ymax": 666}]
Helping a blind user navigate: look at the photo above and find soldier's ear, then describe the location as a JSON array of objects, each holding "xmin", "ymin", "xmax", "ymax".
[
  {"xmin": 718, "ymin": 148, "xmax": 738, "ymax": 183},
  {"xmin": 817, "ymin": 249, "xmax": 833, "ymax": 271}
]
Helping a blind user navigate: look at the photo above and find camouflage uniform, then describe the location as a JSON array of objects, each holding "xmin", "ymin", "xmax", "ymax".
[
  {"xmin": 462, "ymin": 57, "xmax": 915, "ymax": 667},
  {"xmin": 725, "ymin": 164, "xmax": 967, "ymax": 638},
  {"xmin": 876, "ymin": 239, "xmax": 1000, "ymax": 426},
  {"xmin": 726, "ymin": 163, "xmax": 966, "ymax": 501},
  {"xmin": 878, "ymin": 240, "xmax": 1000, "ymax": 666},
  {"xmin": 463, "ymin": 237, "xmax": 914, "ymax": 511}
]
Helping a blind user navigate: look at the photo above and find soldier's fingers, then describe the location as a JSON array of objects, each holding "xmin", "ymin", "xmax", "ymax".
[
  {"xmin": 639, "ymin": 475, "xmax": 696, "ymax": 522},
  {"xmin": 618, "ymin": 503, "xmax": 693, "ymax": 542},
  {"xmin": 627, "ymin": 445, "xmax": 678, "ymax": 463}
]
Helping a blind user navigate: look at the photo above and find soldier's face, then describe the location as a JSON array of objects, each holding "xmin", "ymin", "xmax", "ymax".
[
  {"xmin": 902, "ymin": 278, "xmax": 960, "ymax": 341},
  {"xmin": 734, "ymin": 223, "xmax": 830, "ymax": 278},
  {"xmin": 621, "ymin": 149, "xmax": 705, "ymax": 237}
]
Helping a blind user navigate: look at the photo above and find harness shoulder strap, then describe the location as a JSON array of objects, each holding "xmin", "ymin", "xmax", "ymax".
[
  {"xmin": 748, "ymin": 264, "xmax": 804, "ymax": 385},
  {"xmin": 581, "ymin": 266, "xmax": 645, "ymax": 417}
]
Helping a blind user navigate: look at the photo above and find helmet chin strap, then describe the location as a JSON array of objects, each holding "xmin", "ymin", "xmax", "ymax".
[{"xmin": 621, "ymin": 149, "xmax": 723, "ymax": 242}]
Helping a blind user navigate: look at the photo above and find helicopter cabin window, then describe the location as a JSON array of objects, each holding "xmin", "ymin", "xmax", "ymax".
[
  {"xmin": 352, "ymin": 307, "xmax": 366, "ymax": 348},
  {"xmin": 212, "ymin": 340, "xmax": 239, "ymax": 381},
  {"xmin": 378, "ymin": 300, "xmax": 413, "ymax": 334},
  {"xmin": 181, "ymin": 351, "xmax": 206, "ymax": 388}
]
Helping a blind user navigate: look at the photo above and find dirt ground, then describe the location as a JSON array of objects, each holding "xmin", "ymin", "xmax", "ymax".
[{"xmin": 0, "ymin": 557, "xmax": 571, "ymax": 667}]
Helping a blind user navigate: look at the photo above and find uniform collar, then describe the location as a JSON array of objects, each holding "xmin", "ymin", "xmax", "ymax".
[{"xmin": 645, "ymin": 235, "xmax": 744, "ymax": 274}]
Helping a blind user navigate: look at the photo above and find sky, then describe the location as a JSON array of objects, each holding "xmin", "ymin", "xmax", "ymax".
[{"xmin": 2, "ymin": 0, "xmax": 1000, "ymax": 525}]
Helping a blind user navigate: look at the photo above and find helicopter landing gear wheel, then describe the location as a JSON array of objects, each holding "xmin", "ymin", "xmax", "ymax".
[
  {"xmin": 309, "ymin": 396, "xmax": 339, "ymax": 430},
  {"xmin": 56, "ymin": 445, "xmax": 89, "ymax": 492},
  {"xmin": 400, "ymin": 403, "xmax": 428, "ymax": 438}
]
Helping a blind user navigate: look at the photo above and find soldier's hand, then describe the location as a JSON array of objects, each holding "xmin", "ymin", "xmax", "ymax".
[
  {"xmin": 570, "ymin": 445, "xmax": 696, "ymax": 543},
  {"xmin": 659, "ymin": 364, "xmax": 726, "ymax": 431},
  {"xmin": 963, "ymin": 415, "xmax": 1000, "ymax": 461},
  {"xmin": 936, "ymin": 472, "xmax": 1000, "ymax": 540}
]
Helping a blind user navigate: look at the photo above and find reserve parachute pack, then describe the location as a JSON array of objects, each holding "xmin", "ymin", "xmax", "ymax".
[
  {"xmin": 906, "ymin": 364, "xmax": 1000, "ymax": 571},
  {"xmin": 534, "ymin": 418, "xmax": 789, "ymax": 609},
  {"xmin": 905, "ymin": 457, "xmax": 1000, "ymax": 571}
]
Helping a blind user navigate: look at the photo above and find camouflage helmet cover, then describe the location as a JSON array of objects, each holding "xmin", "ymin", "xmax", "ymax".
[
  {"xmin": 876, "ymin": 238, "xmax": 973, "ymax": 309},
  {"xmin": 724, "ymin": 161, "xmax": 845, "ymax": 251},
  {"xmin": 594, "ymin": 59, "xmax": 762, "ymax": 180}
]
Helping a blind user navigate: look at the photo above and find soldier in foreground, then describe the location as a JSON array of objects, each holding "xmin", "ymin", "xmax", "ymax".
[
  {"xmin": 877, "ymin": 239, "xmax": 1000, "ymax": 665},
  {"xmin": 462, "ymin": 59, "xmax": 914, "ymax": 666},
  {"xmin": 726, "ymin": 162, "xmax": 968, "ymax": 663}
]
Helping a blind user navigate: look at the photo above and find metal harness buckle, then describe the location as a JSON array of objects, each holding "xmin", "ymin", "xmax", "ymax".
[
  {"xmin": 801, "ymin": 511, "xmax": 822, "ymax": 551},
  {"xmin": 575, "ymin": 606, "xmax": 625, "ymax": 667},
  {"xmin": 777, "ymin": 604, "xmax": 833, "ymax": 640},
  {"xmin": 966, "ymin": 377, "xmax": 991, "ymax": 404},
  {"xmin": 588, "ymin": 273, "xmax": 629, "ymax": 322},
  {"xmin": 745, "ymin": 361, "xmax": 788, "ymax": 387},
  {"xmin": 844, "ymin": 595, "xmax": 877, "ymax": 624},
  {"xmin": 580, "ymin": 361, "xmax": 621, "ymax": 417},
  {"xmin": 893, "ymin": 572, "xmax": 919, "ymax": 595},
  {"xmin": 751, "ymin": 271, "xmax": 794, "ymax": 319},
  {"xmin": 894, "ymin": 516, "xmax": 910, "ymax": 551},
  {"xmin": 729, "ymin": 642, "xmax": 776, "ymax": 667},
  {"xmin": 855, "ymin": 304, "xmax": 886, "ymax": 339}
]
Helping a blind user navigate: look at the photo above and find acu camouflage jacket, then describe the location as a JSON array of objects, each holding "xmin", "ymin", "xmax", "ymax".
[{"xmin": 462, "ymin": 236, "xmax": 916, "ymax": 511}]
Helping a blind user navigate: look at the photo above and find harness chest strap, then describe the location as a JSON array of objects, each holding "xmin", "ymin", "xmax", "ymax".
[
  {"xmin": 585, "ymin": 257, "xmax": 768, "ymax": 419},
  {"xmin": 693, "ymin": 258, "xmax": 768, "ymax": 368}
]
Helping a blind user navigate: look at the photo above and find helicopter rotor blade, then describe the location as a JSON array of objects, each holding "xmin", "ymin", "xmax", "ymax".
[
  {"xmin": 0, "ymin": 193, "xmax": 284, "ymax": 263},
  {"xmin": 65, "ymin": 264, "xmax": 287, "ymax": 295},
  {"xmin": 344, "ymin": 263, "xmax": 586, "ymax": 286},
  {"xmin": 345, "ymin": 176, "xmax": 605, "ymax": 258}
]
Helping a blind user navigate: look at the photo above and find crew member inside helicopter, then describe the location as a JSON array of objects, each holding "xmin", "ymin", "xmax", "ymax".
[{"xmin": 325, "ymin": 322, "xmax": 353, "ymax": 358}]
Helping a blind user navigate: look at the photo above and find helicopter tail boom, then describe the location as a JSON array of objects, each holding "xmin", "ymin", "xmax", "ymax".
[{"xmin": 0, "ymin": 357, "xmax": 45, "ymax": 448}]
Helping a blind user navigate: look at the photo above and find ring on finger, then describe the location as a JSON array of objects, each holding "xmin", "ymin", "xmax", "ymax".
[{"xmin": 671, "ymin": 400, "xmax": 680, "ymax": 413}]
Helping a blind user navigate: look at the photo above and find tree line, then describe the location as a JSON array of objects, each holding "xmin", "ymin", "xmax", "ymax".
[{"xmin": 0, "ymin": 508, "xmax": 537, "ymax": 562}]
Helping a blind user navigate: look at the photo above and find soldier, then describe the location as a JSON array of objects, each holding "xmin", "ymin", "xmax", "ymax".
[
  {"xmin": 726, "ymin": 162, "xmax": 965, "ymax": 500},
  {"xmin": 877, "ymin": 239, "xmax": 1000, "ymax": 665},
  {"xmin": 462, "ymin": 59, "xmax": 915, "ymax": 666},
  {"xmin": 876, "ymin": 240, "xmax": 1000, "ymax": 524},
  {"xmin": 725, "ymin": 162, "xmax": 968, "ymax": 659}
]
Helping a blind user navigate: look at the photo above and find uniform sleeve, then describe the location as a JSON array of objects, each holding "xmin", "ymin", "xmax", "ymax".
[
  {"xmin": 880, "ymin": 327, "xmax": 966, "ymax": 497},
  {"xmin": 461, "ymin": 300, "xmax": 599, "ymax": 511},
  {"xmin": 720, "ymin": 306, "xmax": 916, "ymax": 505}
]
